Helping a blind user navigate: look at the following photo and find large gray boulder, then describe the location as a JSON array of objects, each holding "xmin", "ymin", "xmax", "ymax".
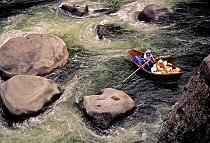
[
  {"xmin": 0, "ymin": 34, "xmax": 69, "ymax": 78},
  {"xmin": 166, "ymin": 54, "xmax": 210, "ymax": 143},
  {"xmin": 0, "ymin": 75, "xmax": 62, "ymax": 117},
  {"xmin": 138, "ymin": 4, "xmax": 173, "ymax": 23},
  {"xmin": 79, "ymin": 88, "xmax": 136, "ymax": 129}
]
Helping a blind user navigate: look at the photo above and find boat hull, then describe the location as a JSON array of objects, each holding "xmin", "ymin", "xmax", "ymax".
[
  {"xmin": 139, "ymin": 67, "xmax": 182, "ymax": 82},
  {"xmin": 128, "ymin": 49, "xmax": 183, "ymax": 83}
]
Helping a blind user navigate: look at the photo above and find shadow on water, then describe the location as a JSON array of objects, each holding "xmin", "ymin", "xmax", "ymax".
[{"xmin": 0, "ymin": 0, "xmax": 59, "ymax": 19}]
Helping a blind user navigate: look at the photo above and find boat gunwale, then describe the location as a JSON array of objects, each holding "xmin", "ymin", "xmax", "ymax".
[{"xmin": 128, "ymin": 49, "xmax": 183, "ymax": 81}]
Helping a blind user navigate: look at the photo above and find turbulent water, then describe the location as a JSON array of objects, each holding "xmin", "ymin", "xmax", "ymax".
[{"xmin": 0, "ymin": 0, "xmax": 210, "ymax": 142}]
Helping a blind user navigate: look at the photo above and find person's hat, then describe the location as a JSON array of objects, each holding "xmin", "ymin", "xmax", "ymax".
[
  {"xmin": 158, "ymin": 59, "xmax": 163, "ymax": 63},
  {"xmin": 146, "ymin": 49, "xmax": 151, "ymax": 53}
]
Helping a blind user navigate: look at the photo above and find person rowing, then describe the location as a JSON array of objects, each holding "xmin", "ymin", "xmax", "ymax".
[{"xmin": 143, "ymin": 49, "xmax": 155, "ymax": 71}]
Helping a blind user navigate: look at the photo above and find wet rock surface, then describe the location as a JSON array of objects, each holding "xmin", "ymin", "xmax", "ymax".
[
  {"xmin": 78, "ymin": 88, "xmax": 136, "ymax": 129},
  {"xmin": 166, "ymin": 54, "xmax": 210, "ymax": 143},
  {"xmin": 138, "ymin": 4, "xmax": 173, "ymax": 23},
  {"xmin": 59, "ymin": 4, "xmax": 89, "ymax": 17}
]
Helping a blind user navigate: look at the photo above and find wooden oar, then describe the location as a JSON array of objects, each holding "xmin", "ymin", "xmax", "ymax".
[
  {"xmin": 156, "ymin": 54, "xmax": 176, "ymax": 60},
  {"xmin": 153, "ymin": 54, "xmax": 176, "ymax": 63},
  {"xmin": 114, "ymin": 67, "xmax": 140, "ymax": 89},
  {"xmin": 114, "ymin": 61, "xmax": 149, "ymax": 89}
]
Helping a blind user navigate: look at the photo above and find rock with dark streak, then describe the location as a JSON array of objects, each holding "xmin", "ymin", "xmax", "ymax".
[
  {"xmin": 166, "ymin": 54, "xmax": 210, "ymax": 143},
  {"xmin": 78, "ymin": 88, "xmax": 136, "ymax": 129},
  {"xmin": 138, "ymin": 4, "xmax": 173, "ymax": 23}
]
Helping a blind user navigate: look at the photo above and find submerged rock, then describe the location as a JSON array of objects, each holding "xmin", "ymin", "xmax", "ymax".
[
  {"xmin": 0, "ymin": 75, "xmax": 62, "ymax": 117},
  {"xmin": 79, "ymin": 88, "xmax": 136, "ymax": 129},
  {"xmin": 96, "ymin": 24, "xmax": 123, "ymax": 39},
  {"xmin": 93, "ymin": 8, "xmax": 117, "ymax": 14},
  {"xmin": 59, "ymin": 4, "xmax": 89, "ymax": 17},
  {"xmin": 166, "ymin": 54, "xmax": 210, "ymax": 142},
  {"xmin": 138, "ymin": 4, "xmax": 173, "ymax": 23},
  {"xmin": 0, "ymin": 34, "xmax": 69, "ymax": 78}
]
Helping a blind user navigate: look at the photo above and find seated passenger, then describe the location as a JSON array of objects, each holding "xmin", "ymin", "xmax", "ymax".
[
  {"xmin": 157, "ymin": 59, "xmax": 174, "ymax": 74},
  {"xmin": 157, "ymin": 59, "xmax": 166, "ymax": 74}
]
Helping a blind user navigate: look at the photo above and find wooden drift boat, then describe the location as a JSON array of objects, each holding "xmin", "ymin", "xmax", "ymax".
[{"xmin": 128, "ymin": 49, "xmax": 183, "ymax": 82}]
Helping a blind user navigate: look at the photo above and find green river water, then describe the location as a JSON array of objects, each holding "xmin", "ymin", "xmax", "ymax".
[{"xmin": 0, "ymin": 0, "xmax": 210, "ymax": 142}]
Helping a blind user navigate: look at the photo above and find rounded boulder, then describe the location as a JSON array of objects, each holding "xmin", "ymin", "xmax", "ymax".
[
  {"xmin": 0, "ymin": 34, "xmax": 69, "ymax": 78},
  {"xmin": 138, "ymin": 4, "xmax": 173, "ymax": 23},
  {"xmin": 0, "ymin": 75, "xmax": 62, "ymax": 117}
]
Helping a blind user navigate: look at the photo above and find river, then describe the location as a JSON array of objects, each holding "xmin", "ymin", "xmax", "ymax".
[{"xmin": 0, "ymin": 0, "xmax": 210, "ymax": 142}]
